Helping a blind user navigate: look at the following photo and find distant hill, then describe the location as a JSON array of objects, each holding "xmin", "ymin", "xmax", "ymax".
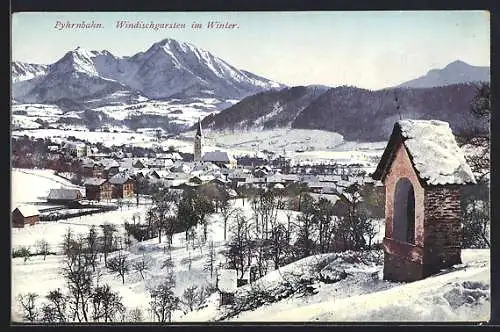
[
  {"xmin": 397, "ymin": 60, "xmax": 489, "ymax": 88},
  {"xmin": 292, "ymin": 84, "xmax": 486, "ymax": 141},
  {"xmin": 199, "ymin": 85, "xmax": 330, "ymax": 131},
  {"xmin": 200, "ymin": 83, "xmax": 487, "ymax": 142}
]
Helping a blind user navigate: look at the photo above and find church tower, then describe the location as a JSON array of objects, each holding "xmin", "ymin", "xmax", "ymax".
[{"xmin": 194, "ymin": 119, "xmax": 203, "ymax": 162}]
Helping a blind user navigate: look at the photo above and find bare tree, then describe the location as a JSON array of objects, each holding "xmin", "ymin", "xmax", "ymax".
[
  {"xmin": 220, "ymin": 205, "xmax": 240, "ymax": 241},
  {"xmin": 100, "ymin": 223, "xmax": 117, "ymax": 267},
  {"xmin": 90, "ymin": 284, "xmax": 125, "ymax": 322},
  {"xmin": 132, "ymin": 254, "xmax": 152, "ymax": 280},
  {"xmin": 17, "ymin": 293, "xmax": 38, "ymax": 322},
  {"xmin": 35, "ymin": 239, "xmax": 50, "ymax": 260},
  {"xmin": 107, "ymin": 251, "xmax": 129, "ymax": 284},
  {"xmin": 61, "ymin": 237, "xmax": 93, "ymax": 322},
  {"xmin": 224, "ymin": 214, "xmax": 251, "ymax": 279},
  {"xmin": 203, "ymin": 240, "xmax": 216, "ymax": 279},
  {"xmin": 127, "ymin": 307, "xmax": 144, "ymax": 322},
  {"xmin": 180, "ymin": 286, "xmax": 198, "ymax": 314},
  {"xmin": 85, "ymin": 225, "xmax": 99, "ymax": 272},
  {"xmin": 45, "ymin": 289, "xmax": 67, "ymax": 322},
  {"xmin": 148, "ymin": 272, "xmax": 179, "ymax": 323}
]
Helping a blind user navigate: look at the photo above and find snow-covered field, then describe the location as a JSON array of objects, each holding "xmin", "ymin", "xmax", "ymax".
[
  {"xmin": 95, "ymin": 98, "xmax": 237, "ymax": 124},
  {"xmin": 11, "ymin": 98, "xmax": 238, "ymax": 133}
]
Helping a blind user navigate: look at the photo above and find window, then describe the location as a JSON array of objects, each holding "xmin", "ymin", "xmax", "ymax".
[{"xmin": 393, "ymin": 178, "xmax": 416, "ymax": 244}]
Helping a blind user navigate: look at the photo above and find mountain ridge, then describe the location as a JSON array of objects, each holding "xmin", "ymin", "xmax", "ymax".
[{"xmin": 12, "ymin": 38, "xmax": 286, "ymax": 104}]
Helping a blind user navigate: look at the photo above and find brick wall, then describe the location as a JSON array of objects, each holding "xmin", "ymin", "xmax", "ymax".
[
  {"xmin": 384, "ymin": 140, "xmax": 425, "ymax": 246},
  {"xmin": 383, "ymin": 251, "xmax": 424, "ymax": 282},
  {"xmin": 423, "ymin": 186, "xmax": 462, "ymax": 272}
]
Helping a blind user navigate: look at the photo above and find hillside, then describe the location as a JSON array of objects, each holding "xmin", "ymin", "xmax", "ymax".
[
  {"xmin": 292, "ymin": 83, "xmax": 486, "ymax": 141},
  {"xmin": 200, "ymin": 85, "xmax": 330, "ymax": 130}
]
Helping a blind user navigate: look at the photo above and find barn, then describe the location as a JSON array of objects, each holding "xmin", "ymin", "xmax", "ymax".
[
  {"xmin": 372, "ymin": 120, "xmax": 475, "ymax": 282},
  {"xmin": 12, "ymin": 205, "xmax": 39, "ymax": 228},
  {"xmin": 47, "ymin": 189, "xmax": 83, "ymax": 206}
]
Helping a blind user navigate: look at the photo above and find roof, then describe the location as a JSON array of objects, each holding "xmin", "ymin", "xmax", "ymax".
[
  {"xmin": 202, "ymin": 151, "xmax": 235, "ymax": 163},
  {"xmin": 372, "ymin": 120, "xmax": 476, "ymax": 186},
  {"xmin": 218, "ymin": 269, "xmax": 237, "ymax": 292},
  {"xmin": 83, "ymin": 178, "xmax": 108, "ymax": 186},
  {"xmin": 13, "ymin": 205, "xmax": 39, "ymax": 217},
  {"xmin": 47, "ymin": 188, "xmax": 82, "ymax": 200},
  {"xmin": 109, "ymin": 173, "xmax": 132, "ymax": 185}
]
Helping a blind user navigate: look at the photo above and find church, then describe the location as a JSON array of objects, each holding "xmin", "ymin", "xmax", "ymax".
[{"xmin": 193, "ymin": 120, "xmax": 237, "ymax": 169}]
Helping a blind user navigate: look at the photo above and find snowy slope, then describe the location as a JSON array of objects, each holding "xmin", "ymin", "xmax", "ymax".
[
  {"xmin": 11, "ymin": 62, "xmax": 49, "ymax": 83},
  {"xmin": 181, "ymin": 249, "xmax": 490, "ymax": 322}
]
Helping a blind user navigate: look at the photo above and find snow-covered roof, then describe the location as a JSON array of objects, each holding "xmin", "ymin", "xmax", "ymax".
[
  {"xmin": 109, "ymin": 173, "xmax": 131, "ymax": 185},
  {"xmin": 13, "ymin": 205, "xmax": 39, "ymax": 217},
  {"xmin": 47, "ymin": 188, "xmax": 82, "ymax": 200},
  {"xmin": 218, "ymin": 269, "xmax": 237, "ymax": 292},
  {"xmin": 83, "ymin": 178, "xmax": 107, "ymax": 186},
  {"xmin": 373, "ymin": 120, "xmax": 476, "ymax": 186}
]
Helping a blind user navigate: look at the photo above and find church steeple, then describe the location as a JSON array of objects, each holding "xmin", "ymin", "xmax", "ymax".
[
  {"xmin": 196, "ymin": 119, "xmax": 202, "ymax": 138},
  {"xmin": 194, "ymin": 118, "xmax": 203, "ymax": 162}
]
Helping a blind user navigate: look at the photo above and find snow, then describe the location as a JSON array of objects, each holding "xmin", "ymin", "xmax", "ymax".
[
  {"xmin": 181, "ymin": 249, "xmax": 489, "ymax": 323},
  {"xmin": 13, "ymin": 205, "xmax": 40, "ymax": 217},
  {"xmin": 398, "ymin": 120, "xmax": 476, "ymax": 185},
  {"xmin": 218, "ymin": 269, "xmax": 238, "ymax": 292},
  {"xmin": 11, "ymin": 169, "xmax": 85, "ymax": 206}
]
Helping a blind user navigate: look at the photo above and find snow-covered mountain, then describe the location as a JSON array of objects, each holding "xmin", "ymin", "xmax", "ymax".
[
  {"xmin": 16, "ymin": 48, "xmax": 135, "ymax": 104},
  {"xmin": 12, "ymin": 39, "xmax": 285, "ymax": 104},
  {"xmin": 11, "ymin": 62, "xmax": 49, "ymax": 83},
  {"xmin": 397, "ymin": 60, "xmax": 489, "ymax": 88}
]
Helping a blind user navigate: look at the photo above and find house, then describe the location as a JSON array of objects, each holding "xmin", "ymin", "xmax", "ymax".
[
  {"xmin": 101, "ymin": 159, "xmax": 120, "ymax": 179},
  {"xmin": 217, "ymin": 269, "xmax": 238, "ymax": 306},
  {"xmin": 63, "ymin": 141, "xmax": 88, "ymax": 158},
  {"xmin": 12, "ymin": 206, "xmax": 39, "ymax": 228},
  {"xmin": 47, "ymin": 189, "xmax": 83, "ymax": 206},
  {"xmin": 202, "ymin": 150, "xmax": 237, "ymax": 169},
  {"xmin": 109, "ymin": 174, "xmax": 135, "ymax": 199},
  {"xmin": 47, "ymin": 145, "xmax": 59, "ymax": 153},
  {"xmin": 84, "ymin": 178, "xmax": 113, "ymax": 201},
  {"xmin": 372, "ymin": 120, "xmax": 476, "ymax": 282}
]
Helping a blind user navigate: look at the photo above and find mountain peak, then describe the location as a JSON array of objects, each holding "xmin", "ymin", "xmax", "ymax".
[
  {"xmin": 445, "ymin": 60, "xmax": 470, "ymax": 69},
  {"xmin": 397, "ymin": 60, "xmax": 489, "ymax": 88}
]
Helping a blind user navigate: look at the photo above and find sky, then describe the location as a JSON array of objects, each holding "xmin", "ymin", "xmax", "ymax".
[{"xmin": 11, "ymin": 11, "xmax": 490, "ymax": 90}]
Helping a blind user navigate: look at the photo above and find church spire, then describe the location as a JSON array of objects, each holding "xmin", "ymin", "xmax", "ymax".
[{"xmin": 196, "ymin": 118, "xmax": 202, "ymax": 137}]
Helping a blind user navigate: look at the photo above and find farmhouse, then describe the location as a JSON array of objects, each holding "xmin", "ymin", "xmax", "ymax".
[
  {"xmin": 12, "ymin": 205, "xmax": 39, "ymax": 228},
  {"xmin": 372, "ymin": 120, "xmax": 475, "ymax": 282},
  {"xmin": 109, "ymin": 173, "xmax": 135, "ymax": 199},
  {"xmin": 84, "ymin": 178, "xmax": 113, "ymax": 201},
  {"xmin": 47, "ymin": 188, "xmax": 83, "ymax": 206}
]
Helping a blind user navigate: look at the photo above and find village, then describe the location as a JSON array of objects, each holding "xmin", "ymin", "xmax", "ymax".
[{"xmin": 12, "ymin": 120, "xmax": 382, "ymax": 226}]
